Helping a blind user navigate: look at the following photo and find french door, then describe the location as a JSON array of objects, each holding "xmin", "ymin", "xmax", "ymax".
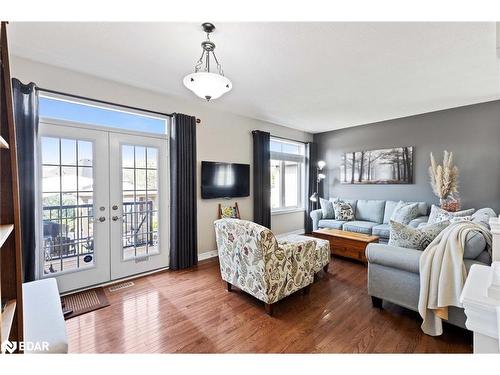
[{"xmin": 39, "ymin": 121, "xmax": 169, "ymax": 293}]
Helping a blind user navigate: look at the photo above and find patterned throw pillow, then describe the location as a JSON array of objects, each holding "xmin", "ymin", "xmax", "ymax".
[
  {"xmin": 388, "ymin": 220, "xmax": 450, "ymax": 250},
  {"xmin": 427, "ymin": 205, "xmax": 475, "ymax": 225},
  {"xmin": 390, "ymin": 201, "xmax": 419, "ymax": 225},
  {"xmin": 450, "ymin": 215, "xmax": 473, "ymax": 223},
  {"xmin": 319, "ymin": 198, "xmax": 335, "ymax": 219},
  {"xmin": 333, "ymin": 201, "xmax": 355, "ymax": 221}
]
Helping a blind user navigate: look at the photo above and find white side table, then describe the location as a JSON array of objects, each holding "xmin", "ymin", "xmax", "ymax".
[{"xmin": 460, "ymin": 264, "xmax": 500, "ymax": 353}]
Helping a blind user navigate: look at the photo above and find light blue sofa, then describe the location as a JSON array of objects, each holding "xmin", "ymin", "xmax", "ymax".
[
  {"xmin": 310, "ymin": 198, "xmax": 429, "ymax": 243},
  {"xmin": 366, "ymin": 208, "xmax": 496, "ymax": 329}
]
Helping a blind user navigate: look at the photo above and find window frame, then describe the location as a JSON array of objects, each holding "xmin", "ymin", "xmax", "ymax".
[{"xmin": 270, "ymin": 137, "xmax": 306, "ymax": 214}]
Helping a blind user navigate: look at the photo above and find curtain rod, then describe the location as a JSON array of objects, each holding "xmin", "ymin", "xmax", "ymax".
[{"xmin": 36, "ymin": 87, "xmax": 174, "ymax": 118}]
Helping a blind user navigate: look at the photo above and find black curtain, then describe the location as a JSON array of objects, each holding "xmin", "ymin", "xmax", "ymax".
[
  {"xmin": 169, "ymin": 113, "xmax": 198, "ymax": 270},
  {"xmin": 305, "ymin": 142, "xmax": 317, "ymax": 233},
  {"xmin": 252, "ymin": 130, "xmax": 271, "ymax": 228},
  {"xmin": 12, "ymin": 79, "xmax": 38, "ymax": 282}
]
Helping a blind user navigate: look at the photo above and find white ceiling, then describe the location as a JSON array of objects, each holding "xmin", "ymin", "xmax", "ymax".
[{"xmin": 8, "ymin": 22, "xmax": 500, "ymax": 133}]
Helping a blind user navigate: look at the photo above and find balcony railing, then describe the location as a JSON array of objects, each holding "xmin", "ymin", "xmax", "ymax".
[{"xmin": 43, "ymin": 201, "xmax": 154, "ymax": 263}]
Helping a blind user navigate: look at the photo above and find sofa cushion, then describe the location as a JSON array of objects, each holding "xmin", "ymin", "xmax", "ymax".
[
  {"xmin": 318, "ymin": 219, "xmax": 346, "ymax": 230},
  {"xmin": 388, "ymin": 220, "xmax": 450, "ymax": 250},
  {"xmin": 383, "ymin": 200, "xmax": 399, "ymax": 224},
  {"xmin": 366, "ymin": 243, "xmax": 421, "ymax": 274},
  {"xmin": 319, "ymin": 197, "xmax": 335, "ymax": 219},
  {"xmin": 355, "ymin": 200, "xmax": 385, "ymax": 223},
  {"xmin": 335, "ymin": 198, "xmax": 357, "ymax": 213},
  {"xmin": 390, "ymin": 201, "xmax": 419, "ymax": 225},
  {"xmin": 409, "ymin": 216, "xmax": 429, "ymax": 228},
  {"xmin": 343, "ymin": 220, "xmax": 378, "ymax": 235},
  {"xmin": 333, "ymin": 201, "xmax": 355, "ymax": 221},
  {"xmin": 463, "ymin": 231, "xmax": 487, "ymax": 259},
  {"xmin": 372, "ymin": 223, "xmax": 390, "ymax": 239}
]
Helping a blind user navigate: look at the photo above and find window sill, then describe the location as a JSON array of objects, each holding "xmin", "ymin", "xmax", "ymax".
[{"xmin": 272, "ymin": 208, "xmax": 305, "ymax": 216}]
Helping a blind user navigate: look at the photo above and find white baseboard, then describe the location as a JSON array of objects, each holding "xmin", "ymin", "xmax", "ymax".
[
  {"xmin": 276, "ymin": 228, "xmax": 305, "ymax": 236},
  {"xmin": 198, "ymin": 250, "xmax": 218, "ymax": 261}
]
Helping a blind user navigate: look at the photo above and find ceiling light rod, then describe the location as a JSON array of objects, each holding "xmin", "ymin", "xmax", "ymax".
[
  {"xmin": 183, "ymin": 22, "xmax": 232, "ymax": 101},
  {"xmin": 194, "ymin": 23, "xmax": 224, "ymax": 76}
]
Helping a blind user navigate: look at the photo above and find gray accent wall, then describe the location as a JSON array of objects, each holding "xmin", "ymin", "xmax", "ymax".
[{"xmin": 314, "ymin": 100, "xmax": 500, "ymax": 213}]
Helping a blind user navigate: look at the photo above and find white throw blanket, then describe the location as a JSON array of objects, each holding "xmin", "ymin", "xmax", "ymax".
[{"xmin": 418, "ymin": 221, "xmax": 492, "ymax": 336}]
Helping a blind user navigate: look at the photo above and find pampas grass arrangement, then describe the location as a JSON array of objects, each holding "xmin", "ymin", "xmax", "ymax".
[{"xmin": 429, "ymin": 150, "xmax": 459, "ymax": 202}]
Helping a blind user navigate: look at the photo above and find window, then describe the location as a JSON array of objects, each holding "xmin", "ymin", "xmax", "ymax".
[
  {"xmin": 39, "ymin": 96, "xmax": 167, "ymax": 134},
  {"xmin": 270, "ymin": 137, "xmax": 306, "ymax": 212}
]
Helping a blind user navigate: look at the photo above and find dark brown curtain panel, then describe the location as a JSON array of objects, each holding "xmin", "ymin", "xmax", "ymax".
[
  {"xmin": 252, "ymin": 130, "xmax": 271, "ymax": 228},
  {"xmin": 169, "ymin": 113, "xmax": 198, "ymax": 270},
  {"xmin": 12, "ymin": 78, "xmax": 38, "ymax": 282}
]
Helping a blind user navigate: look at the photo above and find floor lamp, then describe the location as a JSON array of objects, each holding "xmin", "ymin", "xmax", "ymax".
[{"xmin": 309, "ymin": 160, "xmax": 326, "ymax": 209}]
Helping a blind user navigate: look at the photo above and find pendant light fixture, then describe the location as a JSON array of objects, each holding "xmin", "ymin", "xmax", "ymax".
[{"xmin": 183, "ymin": 23, "xmax": 232, "ymax": 101}]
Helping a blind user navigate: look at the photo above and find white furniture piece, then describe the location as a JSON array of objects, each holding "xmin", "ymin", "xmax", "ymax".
[
  {"xmin": 460, "ymin": 216, "xmax": 500, "ymax": 353},
  {"xmin": 23, "ymin": 278, "xmax": 68, "ymax": 353}
]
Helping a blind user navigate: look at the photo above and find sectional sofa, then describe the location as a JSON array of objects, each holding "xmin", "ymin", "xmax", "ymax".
[{"xmin": 310, "ymin": 198, "xmax": 429, "ymax": 242}]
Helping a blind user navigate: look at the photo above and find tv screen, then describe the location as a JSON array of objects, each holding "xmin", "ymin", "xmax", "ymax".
[{"xmin": 201, "ymin": 161, "xmax": 250, "ymax": 199}]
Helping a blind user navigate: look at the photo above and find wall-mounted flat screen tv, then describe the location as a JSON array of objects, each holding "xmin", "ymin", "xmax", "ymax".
[{"xmin": 201, "ymin": 161, "xmax": 250, "ymax": 199}]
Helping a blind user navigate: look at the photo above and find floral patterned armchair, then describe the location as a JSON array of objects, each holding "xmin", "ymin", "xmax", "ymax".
[{"xmin": 214, "ymin": 218, "xmax": 330, "ymax": 315}]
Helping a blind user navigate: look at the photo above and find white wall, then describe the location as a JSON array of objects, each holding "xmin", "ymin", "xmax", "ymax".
[{"xmin": 11, "ymin": 56, "xmax": 312, "ymax": 256}]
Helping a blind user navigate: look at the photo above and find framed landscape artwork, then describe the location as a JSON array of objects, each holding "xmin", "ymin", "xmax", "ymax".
[{"xmin": 341, "ymin": 146, "xmax": 414, "ymax": 184}]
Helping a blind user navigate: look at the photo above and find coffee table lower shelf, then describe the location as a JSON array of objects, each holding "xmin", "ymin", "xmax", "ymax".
[{"xmin": 309, "ymin": 228, "xmax": 379, "ymax": 263}]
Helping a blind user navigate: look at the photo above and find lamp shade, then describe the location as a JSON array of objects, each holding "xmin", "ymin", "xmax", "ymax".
[
  {"xmin": 309, "ymin": 192, "xmax": 318, "ymax": 202},
  {"xmin": 183, "ymin": 72, "xmax": 232, "ymax": 101}
]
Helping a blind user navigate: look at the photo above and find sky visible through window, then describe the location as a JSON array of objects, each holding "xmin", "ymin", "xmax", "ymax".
[{"xmin": 39, "ymin": 96, "xmax": 167, "ymax": 134}]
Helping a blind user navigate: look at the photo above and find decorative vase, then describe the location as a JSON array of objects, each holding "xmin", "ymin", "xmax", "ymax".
[{"xmin": 440, "ymin": 194, "xmax": 461, "ymax": 212}]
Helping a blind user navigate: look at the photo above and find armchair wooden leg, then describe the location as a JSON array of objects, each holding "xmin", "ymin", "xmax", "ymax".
[
  {"xmin": 371, "ymin": 296, "xmax": 383, "ymax": 309},
  {"xmin": 226, "ymin": 281, "xmax": 232, "ymax": 292},
  {"xmin": 323, "ymin": 263, "xmax": 329, "ymax": 273},
  {"xmin": 264, "ymin": 303, "xmax": 274, "ymax": 316}
]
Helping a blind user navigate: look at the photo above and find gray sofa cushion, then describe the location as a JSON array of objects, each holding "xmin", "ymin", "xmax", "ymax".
[
  {"xmin": 343, "ymin": 220, "xmax": 378, "ymax": 235},
  {"xmin": 383, "ymin": 200, "xmax": 399, "ymax": 224},
  {"xmin": 409, "ymin": 216, "xmax": 429, "ymax": 228},
  {"xmin": 355, "ymin": 200, "xmax": 385, "ymax": 223},
  {"xmin": 463, "ymin": 231, "xmax": 487, "ymax": 259},
  {"xmin": 388, "ymin": 220, "xmax": 450, "ymax": 250},
  {"xmin": 372, "ymin": 223, "xmax": 390, "ymax": 239},
  {"xmin": 366, "ymin": 243, "xmax": 421, "ymax": 274},
  {"xmin": 428, "ymin": 205, "xmax": 475, "ymax": 225},
  {"xmin": 318, "ymin": 219, "xmax": 346, "ymax": 229}
]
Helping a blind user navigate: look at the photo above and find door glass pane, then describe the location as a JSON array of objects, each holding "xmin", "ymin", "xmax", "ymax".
[
  {"xmin": 41, "ymin": 137, "xmax": 95, "ymax": 275},
  {"xmin": 121, "ymin": 144, "xmax": 160, "ymax": 261}
]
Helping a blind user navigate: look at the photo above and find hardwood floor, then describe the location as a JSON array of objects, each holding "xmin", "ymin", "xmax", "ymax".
[{"xmin": 66, "ymin": 257, "xmax": 472, "ymax": 353}]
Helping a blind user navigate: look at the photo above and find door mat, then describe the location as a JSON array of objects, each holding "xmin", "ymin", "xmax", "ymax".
[{"xmin": 61, "ymin": 287, "xmax": 110, "ymax": 320}]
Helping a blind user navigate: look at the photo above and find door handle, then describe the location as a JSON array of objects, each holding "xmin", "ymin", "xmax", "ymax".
[
  {"xmin": 98, "ymin": 216, "xmax": 106, "ymax": 222},
  {"xmin": 112, "ymin": 216, "xmax": 120, "ymax": 221}
]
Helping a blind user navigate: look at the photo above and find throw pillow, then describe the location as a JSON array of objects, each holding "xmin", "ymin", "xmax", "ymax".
[
  {"xmin": 450, "ymin": 216, "xmax": 473, "ymax": 223},
  {"xmin": 390, "ymin": 201, "xmax": 419, "ymax": 225},
  {"xmin": 427, "ymin": 205, "xmax": 475, "ymax": 225},
  {"xmin": 319, "ymin": 197, "xmax": 335, "ymax": 219},
  {"xmin": 388, "ymin": 220, "xmax": 450, "ymax": 250},
  {"xmin": 333, "ymin": 201, "xmax": 355, "ymax": 221}
]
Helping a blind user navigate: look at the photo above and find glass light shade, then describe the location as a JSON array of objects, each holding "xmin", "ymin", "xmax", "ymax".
[
  {"xmin": 318, "ymin": 173, "xmax": 326, "ymax": 180},
  {"xmin": 317, "ymin": 160, "xmax": 326, "ymax": 170},
  {"xmin": 309, "ymin": 192, "xmax": 318, "ymax": 202},
  {"xmin": 183, "ymin": 72, "xmax": 232, "ymax": 101}
]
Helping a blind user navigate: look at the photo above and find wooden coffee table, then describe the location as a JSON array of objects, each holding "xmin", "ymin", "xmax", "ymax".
[{"xmin": 310, "ymin": 228, "xmax": 379, "ymax": 263}]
